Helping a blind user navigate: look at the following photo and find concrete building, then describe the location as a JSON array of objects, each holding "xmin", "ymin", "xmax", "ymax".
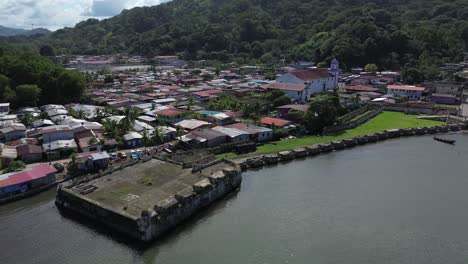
[
  {"xmin": 78, "ymin": 151, "xmax": 110, "ymax": 171},
  {"xmin": 212, "ymin": 126, "xmax": 250, "ymax": 143},
  {"xmin": 274, "ymin": 60, "xmax": 339, "ymax": 102},
  {"xmin": 123, "ymin": 132, "xmax": 143, "ymax": 148},
  {"xmin": 387, "ymin": 85, "xmax": 426, "ymax": 101},
  {"xmin": 225, "ymin": 123, "xmax": 273, "ymax": 142},
  {"xmin": 182, "ymin": 128, "xmax": 227, "ymax": 148}
]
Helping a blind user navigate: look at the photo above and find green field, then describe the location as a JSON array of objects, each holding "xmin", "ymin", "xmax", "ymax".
[{"xmin": 220, "ymin": 112, "xmax": 444, "ymax": 159}]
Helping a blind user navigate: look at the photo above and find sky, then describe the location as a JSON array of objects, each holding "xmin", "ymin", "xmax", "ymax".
[{"xmin": 0, "ymin": 0, "xmax": 166, "ymax": 30}]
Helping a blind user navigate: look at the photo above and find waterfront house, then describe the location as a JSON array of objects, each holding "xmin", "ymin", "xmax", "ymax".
[
  {"xmin": 0, "ymin": 165, "xmax": 57, "ymax": 199},
  {"xmin": 225, "ymin": 123, "xmax": 273, "ymax": 142},
  {"xmin": 78, "ymin": 151, "xmax": 110, "ymax": 171},
  {"xmin": 0, "ymin": 145, "xmax": 17, "ymax": 168},
  {"xmin": 0, "ymin": 123, "xmax": 27, "ymax": 142},
  {"xmin": 260, "ymin": 117, "xmax": 293, "ymax": 128},
  {"xmin": 212, "ymin": 126, "xmax": 250, "ymax": 143},
  {"xmin": 182, "ymin": 128, "xmax": 228, "ymax": 148},
  {"xmin": 123, "ymin": 132, "xmax": 143, "ymax": 148},
  {"xmin": 16, "ymin": 144, "xmax": 43, "ymax": 164},
  {"xmin": 387, "ymin": 85, "xmax": 426, "ymax": 101}
]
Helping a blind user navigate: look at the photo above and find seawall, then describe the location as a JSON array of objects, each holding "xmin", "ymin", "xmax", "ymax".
[{"xmin": 235, "ymin": 124, "xmax": 465, "ymax": 170}]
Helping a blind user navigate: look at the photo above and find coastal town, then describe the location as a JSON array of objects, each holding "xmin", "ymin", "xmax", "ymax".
[{"xmin": 1, "ymin": 53, "xmax": 468, "ymax": 202}]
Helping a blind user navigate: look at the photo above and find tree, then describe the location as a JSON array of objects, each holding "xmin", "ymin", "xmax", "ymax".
[
  {"xmin": 102, "ymin": 119, "xmax": 120, "ymax": 139},
  {"xmin": 364, "ymin": 63, "xmax": 378, "ymax": 73},
  {"xmin": 20, "ymin": 112, "xmax": 36, "ymax": 128},
  {"xmin": 39, "ymin": 45, "xmax": 55, "ymax": 57},
  {"xmin": 141, "ymin": 128, "xmax": 152, "ymax": 151},
  {"xmin": 273, "ymin": 95, "xmax": 291, "ymax": 107},
  {"xmin": 303, "ymin": 94, "xmax": 341, "ymax": 134},
  {"xmin": 152, "ymin": 127, "xmax": 165, "ymax": 145},
  {"xmin": 119, "ymin": 107, "xmax": 141, "ymax": 133},
  {"xmin": 68, "ymin": 152, "xmax": 80, "ymax": 174},
  {"xmin": 15, "ymin": 84, "xmax": 41, "ymax": 106},
  {"xmin": 0, "ymin": 74, "xmax": 16, "ymax": 104},
  {"xmin": 317, "ymin": 62, "xmax": 328, "ymax": 68},
  {"xmin": 4, "ymin": 160, "xmax": 26, "ymax": 173}
]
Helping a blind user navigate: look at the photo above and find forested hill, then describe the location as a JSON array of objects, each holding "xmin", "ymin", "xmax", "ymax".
[{"xmin": 10, "ymin": 0, "xmax": 468, "ymax": 71}]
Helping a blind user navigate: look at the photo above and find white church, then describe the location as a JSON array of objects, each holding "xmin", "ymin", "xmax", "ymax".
[{"xmin": 268, "ymin": 59, "xmax": 340, "ymax": 103}]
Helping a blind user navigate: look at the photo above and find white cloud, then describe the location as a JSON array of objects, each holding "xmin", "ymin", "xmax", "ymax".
[{"xmin": 0, "ymin": 0, "xmax": 165, "ymax": 30}]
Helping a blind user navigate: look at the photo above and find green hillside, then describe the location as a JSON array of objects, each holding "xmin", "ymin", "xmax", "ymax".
[{"xmin": 6, "ymin": 0, "xmax": 468, "ymax": 72}]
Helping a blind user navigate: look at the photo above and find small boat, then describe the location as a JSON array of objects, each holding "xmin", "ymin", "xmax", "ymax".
[{"xmin": 433, "ymin": 137, "xmax": 456, "ymax": 144}]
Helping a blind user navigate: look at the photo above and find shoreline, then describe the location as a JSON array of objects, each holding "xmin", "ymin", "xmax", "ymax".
[{"xmin": 233, "ymin": 124, "xmax": 466, "ymax": 171}]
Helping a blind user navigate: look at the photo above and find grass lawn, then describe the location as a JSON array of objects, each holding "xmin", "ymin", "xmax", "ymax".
[{"xmin": 219, "ymin": 111, "xmax": 444, "ymax": 159}]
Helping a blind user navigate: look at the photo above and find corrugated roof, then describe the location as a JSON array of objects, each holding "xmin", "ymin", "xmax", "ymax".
[
  {"xmin": 260, "ymin": 117, "xmax": 292, "ymax": 127},
  {"xmin": 267, "ymin": 82, "xmax": 306, "ymax": 92},
  {"xmin": 289, "ymin": 68, "xmax": 333, "ymax": 81},
  {"xmin": 0, "ymin": 165, "xmax": 56, "ymax": 188}
]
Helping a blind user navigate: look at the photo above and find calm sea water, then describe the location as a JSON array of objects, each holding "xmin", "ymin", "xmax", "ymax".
[{"xmin": 2, "ymin": 134, "xmax": 468, "ymax": 264}]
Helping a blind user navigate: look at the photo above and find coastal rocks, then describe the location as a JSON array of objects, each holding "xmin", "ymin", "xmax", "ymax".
[
  {"xmin": 278, "ymin": 151, "xmax": 295, "ymax": 161},
  {"xmin": 342, "ymin": 139, "xmax": 357, "ymax": 148},
  {"xmin": 305, "ymin": 146, "xmax": 321, "ymax": 156},
  {"xmin": 293, "ymin": 148, "xmax": 308, "ymax": 158},
  {"xmin": 246, "ymin": 157, "xmax": 264, "ymax": 168},
  {"xmin": 449, "ymin": 124, "xmax": 461, "ymax": 132},
  {"xmin": 375, "ymin": 132, "xmax": 389, "ymax": 140},
  {"xmin": 331, "ymin": 141, "xmax": 345, "ymax": 150},
  {"xmin": 386, "ymin": 129, "xmax": 401, "ymax": 138},
  {"xmin": 400, "ymin": 128, "xmax": 415, "ymax": 137},
  {"xmin": 319, "ymin": 144, "xmax": 333, "ymax": 153},
  {"xmin": 263, "ymin": 154, "xmax": 279, "ymax": 165},
  {"xmin": 355, "ymin": 136, "xmax": 369, "ymax": 145},
  {"xmin": 426, "ymin": 126, "xmax": 438, "ymax": 134},
  {"xmin": 366, "ymin": 134, "xmax": 379, "ymax": 143}
]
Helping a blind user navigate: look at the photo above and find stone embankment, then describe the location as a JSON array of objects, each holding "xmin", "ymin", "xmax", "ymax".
[
  {"xmin": 236, "ymin": 125, "xmax": 465, "ymax": 170},
  {"xmin": 55, "ymin": 159, "xmax": 242, "ymax": 242}
]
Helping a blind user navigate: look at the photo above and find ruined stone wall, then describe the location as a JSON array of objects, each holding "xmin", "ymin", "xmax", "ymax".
[
  {"xmin": 56, "ymin": 163, "xmax": 242, "ymax": 242},
  {"xmin": 324, "ymin": 109, "xmax": 383, "ymax": 134},
  {"xmin": 55, "ymin": 188, "xmax": 140, "ymax": 238}
]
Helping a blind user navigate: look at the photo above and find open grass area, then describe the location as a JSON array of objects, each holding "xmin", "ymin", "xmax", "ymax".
[{"xmin": 219, "ymin": 112, "xmax": 444, "ymax": 159}]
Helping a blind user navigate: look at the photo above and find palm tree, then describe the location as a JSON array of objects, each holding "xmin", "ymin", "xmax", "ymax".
[
  {"xmin": 141, "ymin": 128, "xmax": 152, "ymax": 152},
  {"xmin": 151, "ymin": 127, "xmax": 165, "ymax": 145},
  {"xmin": 119, "ymin": 107, "xmax": 141, "ymax": 133},
  {"xmin": 102, "ymin": 119, "xmax": 120, "ymax": 139}
]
